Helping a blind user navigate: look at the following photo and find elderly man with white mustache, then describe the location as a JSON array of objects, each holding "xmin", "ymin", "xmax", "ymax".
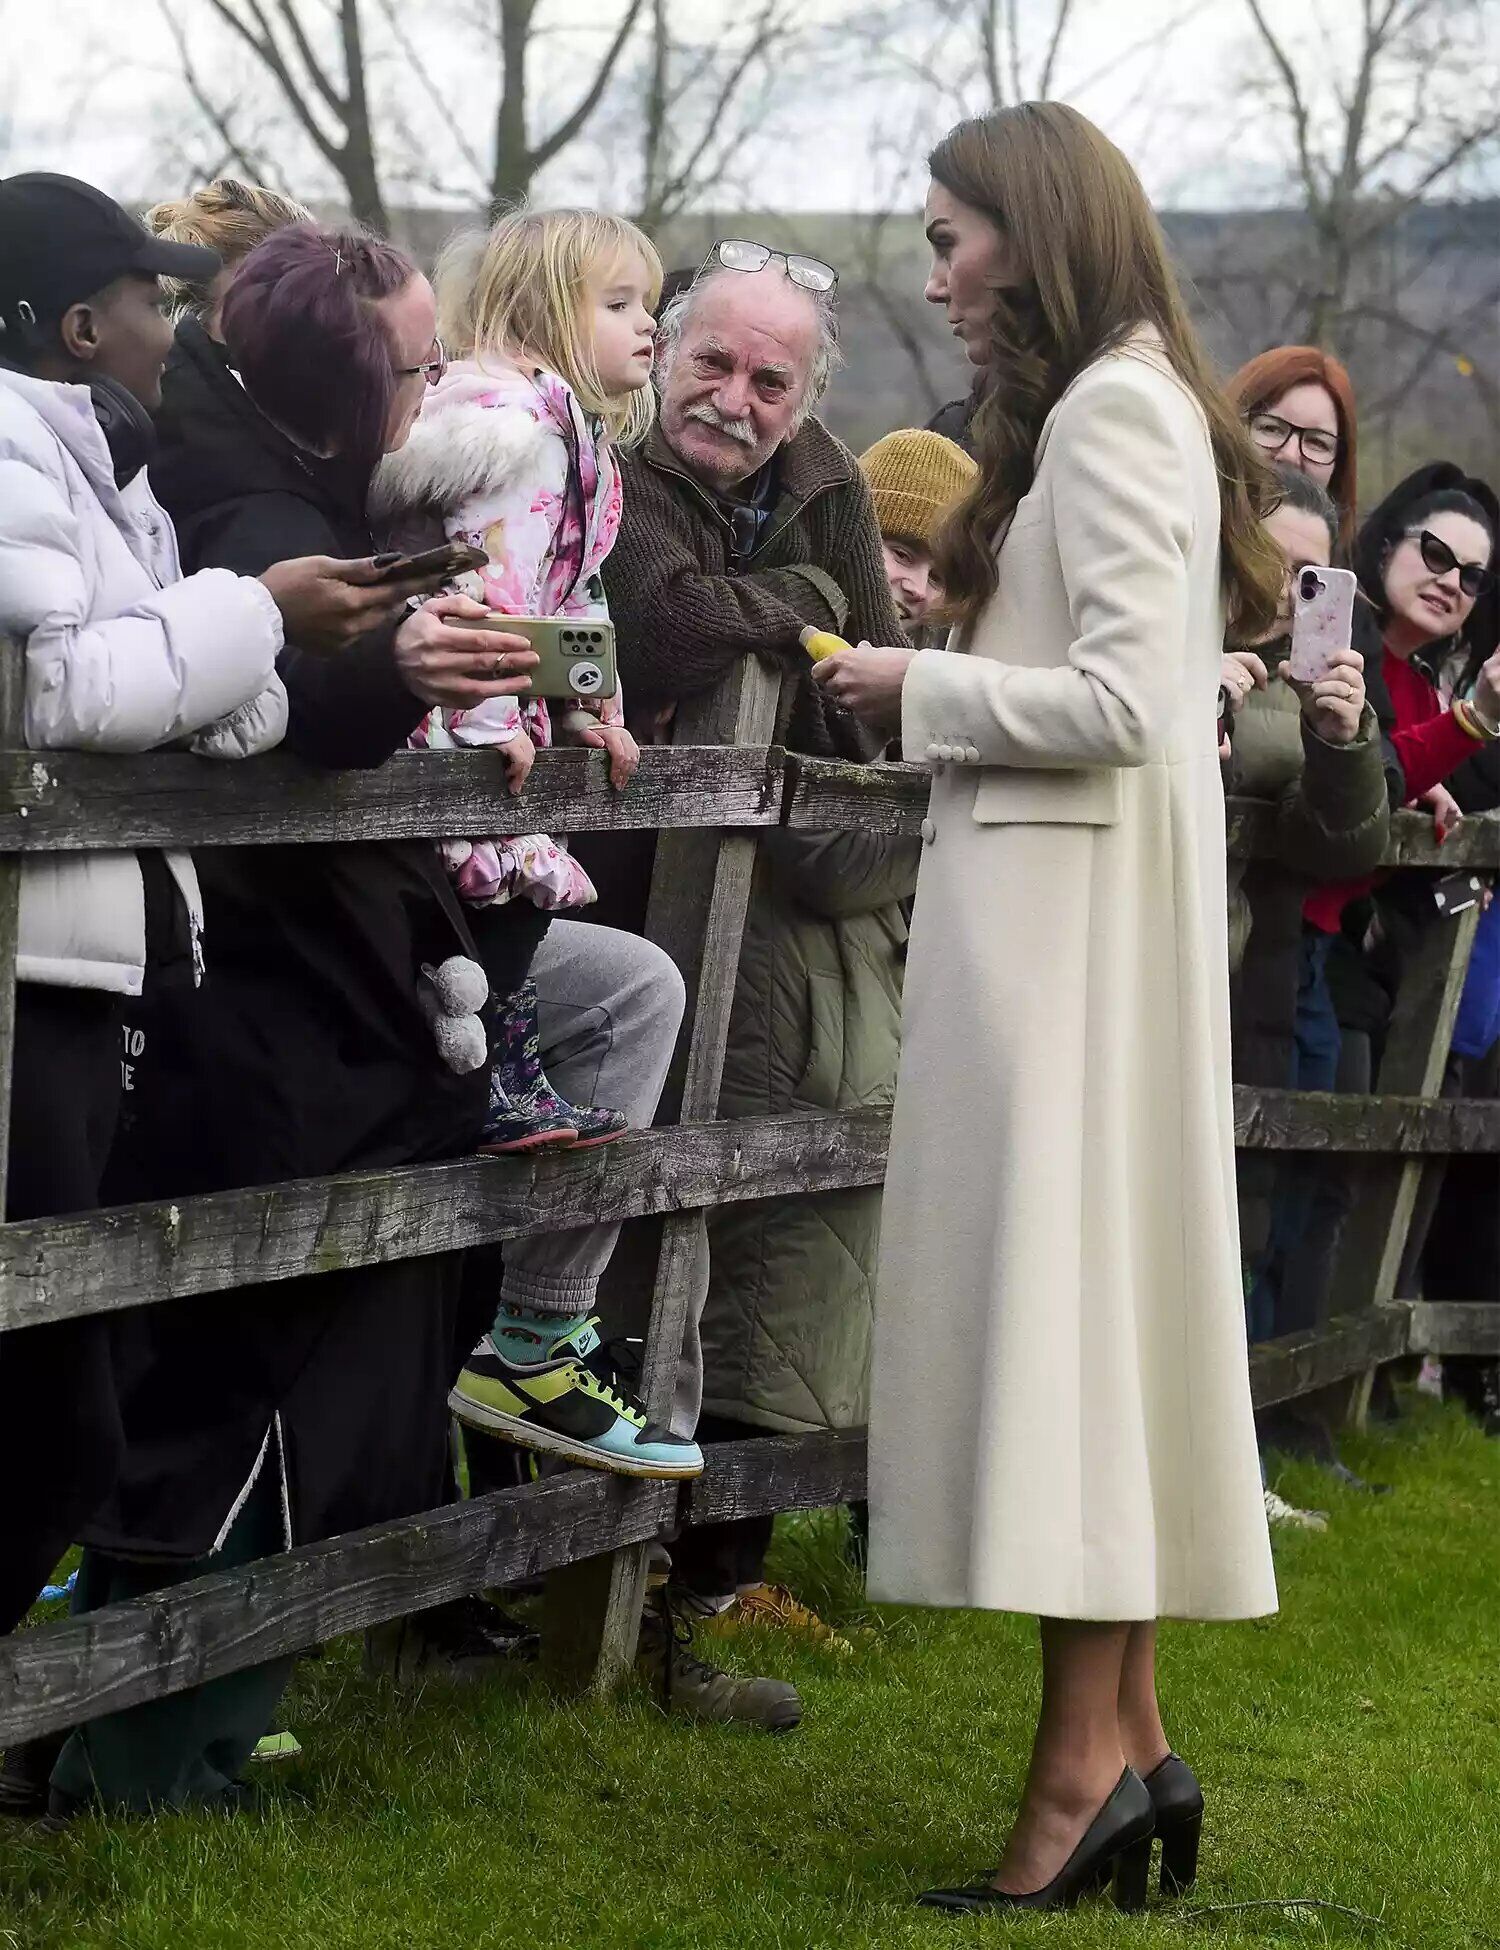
[
  {"xmin": 586, "ymin": 243, "xmax": 915, "ymax": 1733},
  {"xmin": 599, "ymin": 241, "xmax": 903, "ymax": 747}
]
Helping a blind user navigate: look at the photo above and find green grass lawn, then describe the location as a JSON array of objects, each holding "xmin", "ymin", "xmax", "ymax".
[{"xmin": 3, "ymin": 1399, "xmax": 1498, "ymax": 1950}]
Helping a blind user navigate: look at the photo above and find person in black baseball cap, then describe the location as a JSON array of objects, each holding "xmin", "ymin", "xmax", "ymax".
[
  {"xmin": 0, "ymin": 172, "xmax": 220, "ymax": 412},
  {"xmin": 0, "ymin": 172, "xmax": 288, "ymax": 1724},
  {"xmin": 0, "ymin": 176, "xmax": 479, "ymax": 1747}
]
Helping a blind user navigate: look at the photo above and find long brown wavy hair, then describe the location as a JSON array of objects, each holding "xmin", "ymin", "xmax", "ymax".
[{"xmin": 930, "ymin": 104, "xmax": 1282, "ymax": 645}]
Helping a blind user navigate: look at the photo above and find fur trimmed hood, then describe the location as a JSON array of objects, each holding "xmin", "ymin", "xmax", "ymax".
[{"xmin": 369, "ymin": 361, "xmax": 559, "ymax": 520}]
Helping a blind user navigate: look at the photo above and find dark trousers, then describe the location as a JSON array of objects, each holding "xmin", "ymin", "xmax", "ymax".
[
  {"xmin": 466, "ymin": 900, "xmax": 552, "ymax": 1001},
  {"xmin": 51, "ymin": 1463, "xmax": 293, "ymax": 1812},
  {"xmin": 1248, "ymin": 932, "xmax": 1342, "ymax": 1343},
  {"xmin": 1421, "ymin": 1044, "xmax": 1500, "ymax": 1415},
  {"xmin": 0, "ymin": 985, "xmax": 125, "ymax": 1636},
  {"xmin": 672, "ymin": 1415, "xmax": 776, "ymax": 1599}
]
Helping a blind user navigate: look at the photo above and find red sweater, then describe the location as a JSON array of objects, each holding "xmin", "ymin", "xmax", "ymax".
[{"xmin": 1304, "ymin": 648, "xmax": 1475, "ymax": 933}]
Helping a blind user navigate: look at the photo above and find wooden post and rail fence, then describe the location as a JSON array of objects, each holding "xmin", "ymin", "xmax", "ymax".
[{"xmin": 2, "ymin": 649, "xmax": 1499, "ymax": 1749}]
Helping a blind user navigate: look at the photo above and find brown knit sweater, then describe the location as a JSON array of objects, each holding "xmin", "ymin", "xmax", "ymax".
[{"xmin": 602, "ymin": 415, "xmax": 905, "ymax": 763}]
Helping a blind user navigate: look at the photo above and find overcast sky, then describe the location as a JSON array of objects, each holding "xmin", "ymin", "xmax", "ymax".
[{"xmin": 1, "ymin": 0, "xmax": 1491, "ymax": 216}]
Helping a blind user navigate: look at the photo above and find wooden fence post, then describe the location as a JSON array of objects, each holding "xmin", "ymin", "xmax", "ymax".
[
  {"xmin": 542, "ymin": 657, "xmax": 784, "ymax": 1694},
  {"xmin": 0, "ymin": 638, "xmax": 23, "ymax": 1217},
  {"xmin": 1328, "ymin": 902, "xmax": 1480, "ymax": 1422}
]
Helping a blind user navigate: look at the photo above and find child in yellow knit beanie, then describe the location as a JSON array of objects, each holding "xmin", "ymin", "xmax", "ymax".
[{"xmin": 857, "ymin": 428, "xmax": 977, "ymax": 635}]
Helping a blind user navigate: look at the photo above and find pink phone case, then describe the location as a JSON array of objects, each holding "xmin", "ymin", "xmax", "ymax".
[{"xmin": 1290, "ymin": 565, "xmax": 1357, "ymax": 683}]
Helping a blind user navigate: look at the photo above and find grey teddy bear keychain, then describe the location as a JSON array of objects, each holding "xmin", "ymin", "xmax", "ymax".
[{"xmin": 418, "ymin": 956, "xmax": 490, "ymax": 1073}]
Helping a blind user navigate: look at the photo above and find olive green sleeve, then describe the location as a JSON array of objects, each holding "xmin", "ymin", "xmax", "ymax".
[{"xmin": 1274, "ymin": 707, "xmax": 1390, "ymax": 880}]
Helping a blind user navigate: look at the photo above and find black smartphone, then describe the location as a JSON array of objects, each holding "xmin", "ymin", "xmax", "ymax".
[
  {"xmin": 375, "ymin": 542, "xmax": 488, "ymax": 585},
  {"xmin": 1432, "ymin": 871, "xmax": 1487, "ymax": 918}
]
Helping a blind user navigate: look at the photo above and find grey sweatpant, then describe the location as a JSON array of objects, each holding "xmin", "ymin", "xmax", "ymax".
[{"xmin": 497, "ymin": 915, "xmax": 702, "ymax": 1322}]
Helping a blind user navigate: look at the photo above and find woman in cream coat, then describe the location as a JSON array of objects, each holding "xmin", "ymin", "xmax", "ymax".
[{"xmin": 815, "ymin": 104, "xmax": 1281, "ymax": 1915}]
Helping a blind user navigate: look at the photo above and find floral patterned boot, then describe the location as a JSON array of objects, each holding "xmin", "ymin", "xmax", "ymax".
[{"xmin": 477, "ymin": 980, "xmax": 629, "ymax": 1154}]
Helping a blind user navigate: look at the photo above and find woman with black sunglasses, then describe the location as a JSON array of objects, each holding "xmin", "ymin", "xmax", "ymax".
[
  {"xmin": 1337, "ymin": 465, "xmax": 1500, "ymax": 1446},
  {"xmin": 1296, "ymin": 463, "xmax": 1497, "ymax": 1104},
  {"xmin": 1301, "ymin": 464, "xmax": 1496, "ymax": 938},
  {"xmin": 1242, "ymin": 464, "xmax": 1496, "ymax": 1489},
  {"xmin": 1339, "ymin": 464, "xmax": 1497, "ymax": 824}
]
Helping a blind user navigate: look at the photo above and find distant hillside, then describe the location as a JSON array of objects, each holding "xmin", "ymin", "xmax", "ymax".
[{"xmin": 379, "ymin": 199, "xmax": 1500, "ymax": 509}]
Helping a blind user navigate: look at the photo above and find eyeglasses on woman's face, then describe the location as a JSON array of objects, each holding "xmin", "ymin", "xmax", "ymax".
[
  {"xmin": 396, "ymin": 336, "xmax": 447, "ymax": 387},
  {"xmin": 700, "ymin": 239, "xmax": 838, "ymax": 295},
  {"xmin": 1247, "ymin": 410, "xmax": 1340, "ymax": 469},
  {"xmin": 1407, "ymin": 526, "xmax": 1495, "ymax": 600}
]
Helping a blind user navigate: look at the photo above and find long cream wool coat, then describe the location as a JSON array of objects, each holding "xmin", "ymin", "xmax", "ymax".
[{"xmin": 867, "ymin": 333, "xmax": 1278, "ymax": 1622}]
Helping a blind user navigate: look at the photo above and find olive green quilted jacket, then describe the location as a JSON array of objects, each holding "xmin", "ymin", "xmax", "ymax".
[{"xmin": 699, "ymin": 823, "xmax": 920, "ymax": 1433}]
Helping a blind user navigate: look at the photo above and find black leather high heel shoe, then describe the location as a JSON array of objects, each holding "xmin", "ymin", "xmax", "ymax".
[
  {"xmin": 918, "ymin": 1768, "xmax": 1155, "ymax": 1914},
  {"xmin": 1142, "ymin": 1754, "xmax": 1204, "ymax": 1896}
]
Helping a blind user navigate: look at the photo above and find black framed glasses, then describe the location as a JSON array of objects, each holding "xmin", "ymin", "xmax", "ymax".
[
  {"xmin": 397, "ymin": 337, "xmax": 447, "ymax": 387},
  {"xmin": 1409, "ymin": 527, "xmax": 1495, "ymax": 600},
  {"xmin": 1247, "ymin": 409, "xmax": 1340, "ymax": 469},
  {"xmin": 701, "ymin": 239, "xmax": 838, "ymax": 295}
]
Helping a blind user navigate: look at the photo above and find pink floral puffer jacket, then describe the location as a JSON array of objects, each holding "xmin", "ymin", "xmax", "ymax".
[{"xmin": 372, "ymin": 358, "xmax": 628, "ymax": 911}]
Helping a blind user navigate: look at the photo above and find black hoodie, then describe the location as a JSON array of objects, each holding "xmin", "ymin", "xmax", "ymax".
[
  {"xmin": 153, "ymin": 316, "xmax": 427, "ymax": 768},
  {"xmin": 81, "ymin": 322, "xmax": 484, "ymax": 1558}
]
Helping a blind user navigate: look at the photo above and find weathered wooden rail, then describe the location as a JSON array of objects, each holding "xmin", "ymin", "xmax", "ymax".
[
  {"xmin": 3, "ymin": 648, "xmax": 1499, "ymax": 1749},
  {"xmin": 5, "ymin": 1091, "xmax": 1500, "ymax": 1337}
]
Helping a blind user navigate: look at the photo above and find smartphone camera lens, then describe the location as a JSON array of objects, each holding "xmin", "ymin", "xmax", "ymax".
[{"xmin": 1299, "ymin": 569, "xmax": 1321, "ymax": 602}]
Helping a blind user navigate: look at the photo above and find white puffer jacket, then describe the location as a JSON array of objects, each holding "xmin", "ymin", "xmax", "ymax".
[{"xmin": 0, "ymin": 367, "xmax": 288, "ymax": 994}]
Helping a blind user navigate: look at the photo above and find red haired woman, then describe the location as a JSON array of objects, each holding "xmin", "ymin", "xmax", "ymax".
[{"xmin": 1229, "ymin": 346, "xmax": 1358, "ymax": 556}]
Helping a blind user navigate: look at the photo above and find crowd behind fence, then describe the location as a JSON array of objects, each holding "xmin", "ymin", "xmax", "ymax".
[{"xmin": 2, "ymin": 645, "xmax": 1500, "ymax": 1747}]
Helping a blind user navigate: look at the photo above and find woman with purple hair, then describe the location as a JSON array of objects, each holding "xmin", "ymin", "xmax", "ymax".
[{"xmin": 42, "ymin": 226, "xmax": 548, "ymax": 1815}]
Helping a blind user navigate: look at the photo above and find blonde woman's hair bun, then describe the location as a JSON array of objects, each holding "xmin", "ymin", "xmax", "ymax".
[{"xmin": 144, "ymin": 178, "xmax": 316, "ymax": 317}]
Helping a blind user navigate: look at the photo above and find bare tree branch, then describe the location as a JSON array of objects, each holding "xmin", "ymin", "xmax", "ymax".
[
  {"xmin": 201, "ymin": 0, "xmax": 342, "ymax": 175},
  {"xmin": 1352, "ymin": 108, "xmax": 1500, "ymax": 248},
  {"xmin": 1241, "ymin": 0, "xmax": 1500, "ymax": 342},
  {"xmin": 526, "ymin": 0, "xmax": 646, "ymax": 176},
  {"xmin": 1243, "ymin": 0, "xmax": 1323, "ymax": 210},
  {"xmin": 635, "ymin": 0, "xmax": 795, "ymax": 233},
  {"xmin": 273, "ymin": 0, "xmax": 346, "ymax": 114},
  {"xmin": 1352, "ymin": 288, "xmax": 1500, "ymax": 443},
  {"xmin": 372, "ymin": 0, "xmax": 488, "ymax": 193},
  {"xmin": 1036, "ymin": 0, "xmax": 1076, "ymax": 97},
  {"xmin": 157, "ymin": 0, "xmax": 268, "ymax": 180},
  {"xmin": 654, "ymin": 2, "xmax": 787, "ymax": 218}
]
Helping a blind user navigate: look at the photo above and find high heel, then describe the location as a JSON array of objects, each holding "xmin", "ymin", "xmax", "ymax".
[
  {"xmin": 918, "ymin": 1767, "xmax": 1155, "ymax": 1913},
  {"xmin": 1142, "ymin": 1754, "xmax": 1205, "ymax": 1896},
  {"xmin": 1112, "ymin": 1832, "xmax": 1154, "ymax": 1913}
]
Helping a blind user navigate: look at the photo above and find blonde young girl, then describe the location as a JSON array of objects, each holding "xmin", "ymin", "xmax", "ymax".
[{"xmin": 373, "ymin": 210, "xmax": 660, "ymax": 1158}]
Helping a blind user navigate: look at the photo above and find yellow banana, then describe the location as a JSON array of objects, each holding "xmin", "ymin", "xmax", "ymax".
[{"xmin": 799, "ymin": 625, "xmax": 852, "ymax": 662}]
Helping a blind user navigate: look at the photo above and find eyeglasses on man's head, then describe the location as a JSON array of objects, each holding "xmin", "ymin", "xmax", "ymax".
[{"xmin": 699, "ymin": 239, "xmax": 838, "ymax": 296}]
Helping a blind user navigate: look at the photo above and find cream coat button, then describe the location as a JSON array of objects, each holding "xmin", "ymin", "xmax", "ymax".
[
  {"xmin": 925, "ymin": 742, "xmax": 945, "ymax": 763},
  {"xmin": 965, "ymin": 744, "xmax": 981, "ymax": 763},
  {"xmin": 939, "ymin": 742, "xmax": 957, "ymax": 761},
  {"xmin": 920, "ymin": 817, "xmax": 936, "ymax": 845}
]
